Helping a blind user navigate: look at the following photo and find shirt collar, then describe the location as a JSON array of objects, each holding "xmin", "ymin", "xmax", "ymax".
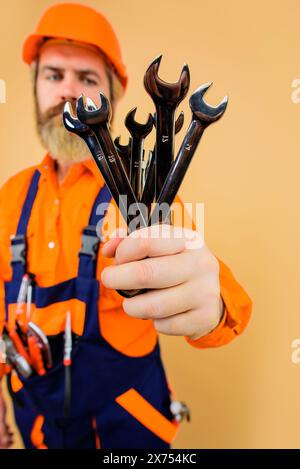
[{"xmin": 37, "ymin": 153, "xmax": 105, "ymax": 186}]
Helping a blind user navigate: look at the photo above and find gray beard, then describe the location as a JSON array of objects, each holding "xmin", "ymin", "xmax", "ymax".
[{"xmin": 37, "ymin": 114, "xmax": 91, "ymax": 164}]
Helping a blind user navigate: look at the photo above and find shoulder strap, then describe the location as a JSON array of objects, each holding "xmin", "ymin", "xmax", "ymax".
[
  {"xmin": 78, "ymin": 184, "xmax": 112, "ymax": 279},
  {"xmin": 11, "ymin": 170, "xmax": 41, "ymax": 281}
]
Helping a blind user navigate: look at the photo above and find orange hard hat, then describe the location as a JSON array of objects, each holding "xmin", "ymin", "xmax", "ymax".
[{"xmin": 22, "ymin": 2, "xmax": 128, "ymax": 90}]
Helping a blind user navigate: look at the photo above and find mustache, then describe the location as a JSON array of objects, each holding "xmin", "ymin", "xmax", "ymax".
[{"xmin": 37, "ymin": 100, "xmax": 76, "ymax": 125}]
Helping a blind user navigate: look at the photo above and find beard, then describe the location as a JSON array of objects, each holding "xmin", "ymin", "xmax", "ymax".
[{"xmin": 35, "ymin": 100, "xmax": 91, "ymax": 164}]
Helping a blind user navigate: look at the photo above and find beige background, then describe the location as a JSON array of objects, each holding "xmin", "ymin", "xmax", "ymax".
[{"xmin": 0, "ymin": 0, "xmax": 299, "ymax": 449}]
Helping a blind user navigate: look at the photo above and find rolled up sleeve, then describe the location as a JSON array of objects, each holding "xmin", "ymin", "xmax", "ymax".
[{"xmin": 186, "ymin": 258, "xmax": 252, "ymax": 349}]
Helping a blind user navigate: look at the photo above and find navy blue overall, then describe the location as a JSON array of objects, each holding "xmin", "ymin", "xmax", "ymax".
[{"xmin": 4, "ymin": 169, "xmax": 177, "ymax": 449}]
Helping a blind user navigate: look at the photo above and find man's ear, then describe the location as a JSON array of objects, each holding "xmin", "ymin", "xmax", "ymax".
[{"xmin": 30, "ymin": 60, "xmax": 39, "ymax": 97}]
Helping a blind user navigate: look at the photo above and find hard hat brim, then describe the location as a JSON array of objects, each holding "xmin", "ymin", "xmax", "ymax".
[{"xmin": 22, "ymin": 32, "xmax": 128, "ymax": 90}]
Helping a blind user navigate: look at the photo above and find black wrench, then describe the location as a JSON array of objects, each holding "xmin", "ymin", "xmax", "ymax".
[
  {"xmin": 76, "ymin": 93, "xmax": 148, "ymax": 230},
  {"xmin": 150, "ymin": 83, "xmax": 228, "ymax": 225},
  {"xmin": 141, "ymin": 111, "xmax": 185, "ymax": 218},
  {"xmin": 75, "ymin": 93, "xmax": 149, "ymax": 299},
  {"xmin": 125, "ymin": 108, "xmax": 153, "ymax": 201},
  {"xmin": 144, "ymin": 55, "xmax": 190, "ymax": 208},
  {"xmin": 63, "ymin": 101, "xmax": 128, "ymax": 221},
  {"xmin": 114, "ymin": 135, "xmax": 132, "ymax": 178}
]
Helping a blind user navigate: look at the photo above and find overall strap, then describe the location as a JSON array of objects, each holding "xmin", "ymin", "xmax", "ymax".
[
  {"xmin": 11, "ymin": 170, "xmax": 41, "ymax": 281},
  {"xmin": 78, "ymin": 184, "xmax": 112, "ymax": 278}
]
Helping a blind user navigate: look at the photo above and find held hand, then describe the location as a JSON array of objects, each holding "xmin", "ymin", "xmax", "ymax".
[{"xmin": 101, "ymin": 225, "xmax": 224, "ymax": 341}]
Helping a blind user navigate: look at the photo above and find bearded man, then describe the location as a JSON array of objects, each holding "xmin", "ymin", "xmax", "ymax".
[{"xmin": 0, "ymin": 3, "xmax": 252, "ymax": 449}]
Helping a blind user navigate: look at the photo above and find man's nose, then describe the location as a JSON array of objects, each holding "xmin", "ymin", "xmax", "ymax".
[{"xmin": 59, "ymin": 77, "xmax": 79, "ymax": 103}]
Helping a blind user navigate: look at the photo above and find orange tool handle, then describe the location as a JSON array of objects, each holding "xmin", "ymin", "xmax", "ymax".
[
  {"xmin": 0, "ymin": 364, "xmax": 12, "ymax": 377},
  {"xmin": 28, "ymin": 336, "xmax": 46, "ymax": 376}
]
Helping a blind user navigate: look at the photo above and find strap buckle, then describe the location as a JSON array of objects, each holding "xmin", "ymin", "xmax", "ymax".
[
  {"xmin": 11, "ymin": 234, "xmax": 26, "ymax": 265},
  {"xmin": 79, "ymin": 226, "xmax": 100, "ymax": 260}
]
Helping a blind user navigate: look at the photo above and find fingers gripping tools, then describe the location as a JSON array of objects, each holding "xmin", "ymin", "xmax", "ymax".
[{"xmin": 62, "ymin": 56, "xmax": 228, "ymax": 298}]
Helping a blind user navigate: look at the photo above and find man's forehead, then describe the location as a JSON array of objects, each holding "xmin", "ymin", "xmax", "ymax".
[{"xmin": 38, "ymin": 41, "xmax": 106, "ymax": 69}]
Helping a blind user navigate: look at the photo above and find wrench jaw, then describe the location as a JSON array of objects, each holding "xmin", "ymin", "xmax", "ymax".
[
  {"xmin": 190, "ymin": 83, "xmax": 228, "ymax": 124},
  {"xmin": 63, "ymin": 101, "xmax": 104, "ymax": 160},
  {"xmin": 76, "ymin": 92, "xmax": 112, "ymax": 127},
  {"xmin": 114, "ymin": 135, "xmax": 132, "ymax": 155},
  {"xmin": 144, "ymin": 55, "xmax": 190, "ymax": 105},
  {"xmin": 125, "ymin": 108, "xmax": 153, "ymax": 138},
  {"xmin": 63, "ymin": 101, "xmax": 89, "ymax": 136}
]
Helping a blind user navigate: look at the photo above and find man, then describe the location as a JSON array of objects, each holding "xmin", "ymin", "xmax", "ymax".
[{"xmin": 0, "ymin": 3, "xmax": 252, "ymax": 449}]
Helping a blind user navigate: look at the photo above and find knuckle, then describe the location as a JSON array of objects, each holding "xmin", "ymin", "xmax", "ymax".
[
  {"xmin": 115, "ymin": 240, "xmax": 127, "ymax": 264},
  {"xmin": 144, "ymin": 298, "xmax": 161, "ymax": 319},
  {"xmin": 135, "ymin": 260, "xmax": 155, "ymax": 287},
  {"xmin": 209, "ymin": 255, "xmax": 219, "ymax": 274},
  {"xmin": 136, "ymin": 237, "xmax": 150, "ymax": 257},
  {"xmin": 198, "ymin": 250, "xmax": 219, "ymax": 275}
]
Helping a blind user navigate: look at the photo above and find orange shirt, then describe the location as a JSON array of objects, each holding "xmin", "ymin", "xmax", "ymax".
[{"xmin": 0, "ymin": 154, "xmax": 252, "ymax": 354}]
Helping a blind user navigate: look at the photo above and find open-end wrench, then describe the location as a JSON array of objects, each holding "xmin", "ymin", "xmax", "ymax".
[
  {"xmin": 63, "ymin": 101, "xmax": 135, "ymax": 227},
  {"xmin": 150, "ymin": 83, "xmax": 228, "ymax": 225},
  {"xmin": 76, "ymin": 93, "xmax": 148, "ymax": 230},
  {"xmin": 141, "ymin": 111, "xmax": 185, "ymax": 218},
  {"xmin": 125, "ymin": 108, "xmax": 153, "ymax": 200},
  {"xmin": 114, "ymin": 136, "xmax": 132, "ymax": 177},
  {"xmin": 75, "ymin": 94, "xmax": 149, "ymax": 299},
  {"xmin": 144, "ymin": 56, "xmax": 190, "ymax": 211}
]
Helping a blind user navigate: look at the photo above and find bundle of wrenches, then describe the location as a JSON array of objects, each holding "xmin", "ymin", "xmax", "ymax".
[{"xmin": 63, "ymin": 55, "xmax": 228, "ymax": 298}]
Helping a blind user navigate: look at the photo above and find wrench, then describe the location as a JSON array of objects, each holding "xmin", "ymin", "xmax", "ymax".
[
  {"xmin": 125, "ymin": 108, "xmax": 153, "ymax": 200},
  {"xmin": 114, "ymin": 135, "xmax": 132, "ymax": 177},
  {"xmin": 75, "ymin": 94, "xmax": 150, "ymax": 298},
  {"xmin": 151, "ymin": 82, "xmax": 228, "ymax": 225},
  {"xmin": 76, "ymin": 93, "xmax": 148, "ymax": 230},
  {"xmin": 141, "ymin": 111, "xmax": 185, "ymax": 218},
  {"xmin": 63, "ymin": 101, "xmax": 136, "ymax": 228},
  {"xmin": 144, "ymin": 55, "xmax": 190, "ymax": 213}
]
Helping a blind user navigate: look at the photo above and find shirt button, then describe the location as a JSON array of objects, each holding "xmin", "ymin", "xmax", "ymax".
[
  {"xmin": 44, "ymin": 165, "xmax": 49, "ymax": 170},
  {"xmin": 48, "ymin": 241, "xmax": 55, "ymax": 249},
  {"xmin": 54, "ymin": 198, "xmax": 59, "ymax": 205}
]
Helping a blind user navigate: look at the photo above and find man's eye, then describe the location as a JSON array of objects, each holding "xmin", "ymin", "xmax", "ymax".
[
  {"xmin": 46, "ymin": 74, "xmax": 62, "ymax": 81},
  {"xmin": 81, "ymin": 77, "xmax": 98, "ymax": 86}
]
